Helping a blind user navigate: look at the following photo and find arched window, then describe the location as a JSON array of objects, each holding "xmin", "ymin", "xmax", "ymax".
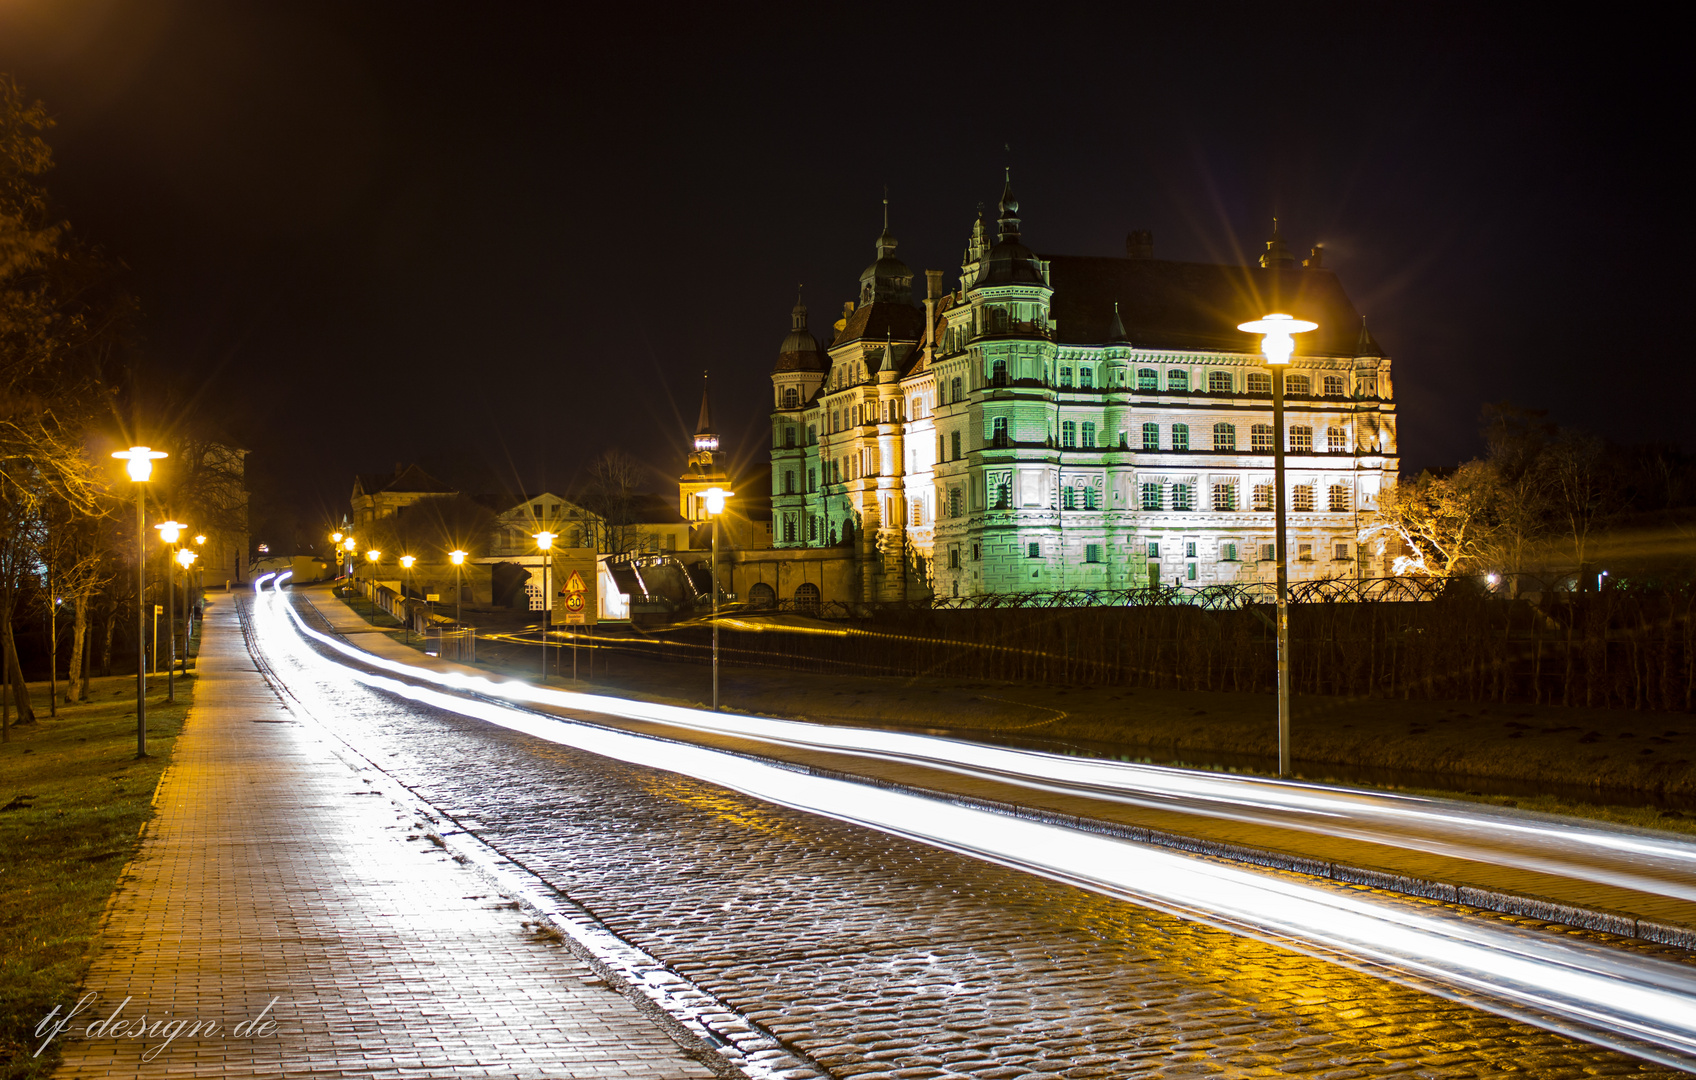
[
  {"xmin": 991, "ymin": 358, "xmax": 1008, "ymax": 386},
  {"xmin": 1059, "ymin": 366, "xmax": 1073, "ymax": 387},
  {"xmin": 748, "ymin": 582, "xmax": 776, "ymax": 609},
  {"xmin": 1250, "ymin": 423, "xmax": 1274, "ymax": 452},
  {"xmin": 1290, "ymin": 426, "xmax": 1313, "ymax": 452},
  {"xmin": 1287, "ymin": 374, "xmax": 1311, "ymax": 395},
  {"xmin": 950, "ymin": 376, "xmax": 962, "ymax": 401},
  {"xmin": 1324, "ymin": 375, "xmax": 1346, "ymax": 396},
  {"xmin": 1141, "ymin": 482, "xmax": 1163, "ymax": 510},
  {"xmin": 1292, "ymin": 484, "xmax": 1316, "ymax": 512},
  {"xmin": 1208, "ymin": 370, "xmax": 1233, "ymax": 393},
  {"xmin": 1172, "ymin": 423, "xmax": 1190, "ymax": 450},
  {"xmin": 1062, "ymin": 421, "xmax": 1077, "ymax": 448},
  {"xmin": 1327, "ymin": 426, "xmax": 1348, "ymax": 452},
  {"xmin": 1213, "ymin": 422, "xmax": 1236, "ymax": 451},
  {"xmin": 1081, "ymin": 422, "xmax": 1097, "ymax": 448},
  {"xmin": 1079, "ymin": 367, "xmax": 1094, "ymax": 389},
  {"xmin": 782, "ymin": 386, "xmax": 799, "ymax": 409},
  {"xmin": 1137, "ymin": 368, "xmax": 1158, "ymax": 390},
  {"xmin": 1247, "ymin": 372, "xmax": 1271, "ymax": 394},
  {"xmin": 794, "ymin": 582, "xmax": 821, "ymax": 612},
  {"xmin": 992, "ymin": 417, "xmax": 1009, "ymax": 446},
  {"xmin": 1142, "ymin": 422, "xmax": 1160, "ymax": 450},
  {"xmin": 1168, "ymin": 369, "xmax": 1189, "ymax": 392},
  {"xmin": 1329, "ymin": 483, "xmax": 1351, "ymax": 512}
]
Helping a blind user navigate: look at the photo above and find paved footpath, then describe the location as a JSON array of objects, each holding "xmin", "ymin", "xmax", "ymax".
[{"xmin": 54, "ymin": 594, "xmax": 718, "ymax": 1079}]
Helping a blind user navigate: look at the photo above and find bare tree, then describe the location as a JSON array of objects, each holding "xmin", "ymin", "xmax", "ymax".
[
  {"xmin": 1362, "ymin": 461, "xmax": 1504, "ymax": 577},
  {"xmin": 576, "ymin": 449, "xmax": 645, "ymax": 554},
  {"xmin": 1538, "ymin": 428, "xmax": 1612, "ymax": 574}
]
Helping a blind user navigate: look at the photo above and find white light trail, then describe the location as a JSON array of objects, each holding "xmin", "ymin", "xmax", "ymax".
[
  {"xmin": 250, "ymin": 580, "xmax": 1696, "ymax": 1068},
  {"xmin": 262, "ymin": 576, "xmax": 1696, "ymax": 909}
]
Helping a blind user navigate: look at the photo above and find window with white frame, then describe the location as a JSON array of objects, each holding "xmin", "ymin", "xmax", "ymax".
[
  {"xmin": 1334, "ymin": 541, "xmax": 1351, "ymax": 560},
  {"xmin": 1327, "ymin": 426, "xmax": 1347, "ymax": 452},
  {"xmin": 1141, "ymin": 482, "xmax": 1163, "ymax": 510},
  {"xmin": 1142, "ymin": 422, "xmax": 1160, "ymax": 450},
  {"xmin": 1213, "ymin": 422, "xmax": 1236, "ymax": 451},
  {"xmin": 1168, "ymin": 369, "xmax": 1189, "ymax": 392},
  {"xmin": 1252, "ymin": 483, "xmax": 1273, "ymax": 511},
  {"xmin": 1027, "ymin": 542, "xmax": 1041, "ymax": 558},
  {"xmin": 1298, "ymin": 542, "xmax": 1313, "ymax": 561},
  {"xmin": 1085, "ymin": 543, "xmax": 1102, "ymax": 563},
  {"xmin": 1186, "ymin": 540, "xmax": 1197, "ymax": 558},
  {"xmin": 1062, "ymin": 487, "xmax": 1077, "ymax": 510},
  {"xmin": 1080, "ymin": 366, "xmax": 1094, "ymax": 388},
  {"xmin": 1081, "ymin": 421, "xmax": 1096, "ymax": 448},
  {"xmin": 1212, "ymin": 481, "xmax": 1237, "ymax": 511},
  {"xmin": 991, "ymin": 472, "xmax": 1012, "ymax": 508},
  {"xmin": 1062, "ymin": 420, "xmax": 1076, "ymax": 448},
  {"xmin": 1292, "ymin": 484, "xmax": 1315, "ymax": 511},
  {"xmin": 1172, "ymin": 483, "xmax": 1194, "ymax": 510},
  {"xmin": 1250, "ymin": 424, "xmax": 1273, "ymax": 452},
  {"xmin": 1287, "ymin": 374, "xmax": 1311, "ymax": 395},
  {"xmin": 1324, "ymin": 375, "xmax": 1346, "ymax": 396},
  {"xmin": 991, "ymin": 358, "xmax": 1008, "ymax": 385},
  {"xmin": 1172, "ymin": 423, "xmax": 1190, "ymax": 450},
  {"xmin": 1221, "ymin": 542, "xmax": 1237, "ymax": 561},
  {"xmin": 1208, "ymin": 370, "xmax": 1233, "ymax": 393},
  {"xmin": 1260, "ymin": 543, "xmax": 1276, "ymax": 561},
  {"xmin": 950, "ymin": 376, "xmax": 962, "ymax": 401},
  {"xmin": 1290, "ymin": 426, "xmax": 1313, "ymax": 452},
  {"xmin": 1059, "ymin": 365, "xmax": 1072, "ymax": 387},
  {"xmin": 991, "ymin": 417, "xmax": 1008, "ymax": 446},
  {"xmin": 1247, "ymin": 372, "xmax": 1271, "ymax": 394},
  {"xmin": 1148, "ymin": 541, "xmax": 1161, "ymax": 558},
  {"xmin": 1138, "ymin": 368, "xmax": 1158, "ymax": 390},
  {"xmin": 1329, "ymin": 483, "xmax": 1351, "ymax": 512}
]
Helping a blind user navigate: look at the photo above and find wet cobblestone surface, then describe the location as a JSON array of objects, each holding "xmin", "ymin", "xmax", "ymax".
[{"xmin": 270, "ymin": 598, "xmax": 1691, "ymax": 1078}]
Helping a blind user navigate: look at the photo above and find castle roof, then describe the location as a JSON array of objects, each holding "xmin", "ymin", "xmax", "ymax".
[
  {"xmin": 352, "ymin": 463, "xmax": 454, "ymax": 498},
  {"xmin": 1043, "ymin": 256, "xmax": 1377, "ymax": 356}
]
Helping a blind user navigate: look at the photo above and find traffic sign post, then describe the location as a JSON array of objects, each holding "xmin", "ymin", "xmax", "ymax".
[{"xmin": 552, "ymin": 553, "xmax": 597, "ymax": 682}]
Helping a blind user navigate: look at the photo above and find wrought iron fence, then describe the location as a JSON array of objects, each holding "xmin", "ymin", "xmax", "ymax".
[{"xmin": 608, "ymin": 574, "xmax": 1696, "ymax": 712}]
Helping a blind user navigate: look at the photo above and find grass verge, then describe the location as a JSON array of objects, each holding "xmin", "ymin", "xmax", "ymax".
[{"xmin": 0, "ymin": 675, "xmax": 192, "ymax": 1079}]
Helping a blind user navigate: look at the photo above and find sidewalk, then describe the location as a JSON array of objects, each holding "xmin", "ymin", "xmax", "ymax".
[{"xmin": 53, "ymin": 595, "xmax": 716, "ymax": 1079}]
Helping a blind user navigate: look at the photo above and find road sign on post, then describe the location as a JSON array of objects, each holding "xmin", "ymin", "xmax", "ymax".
[{"xmin": 552, "ymin": 553, "xmax": 598, "ymax": 626}]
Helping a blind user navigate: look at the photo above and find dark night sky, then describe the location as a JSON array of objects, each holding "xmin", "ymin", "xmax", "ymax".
[{"xmin": 1, "ymin": 3, "xmax": 1687, "ymax": 544}]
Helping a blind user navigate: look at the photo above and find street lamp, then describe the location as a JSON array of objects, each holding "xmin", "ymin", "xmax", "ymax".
[
  {"xmin": 112, "ymin": 445, "xmax": 167, "ymax": 758},
  {"xmin": 1238, "ymin": 313, "xmax": 1317, "ymax": 778},
  {"xmin": 154, "ymin": 520, "xmax": 186, "ymax": 704},
  {"xmin": 365, "ymin": 550, "xmax": 380, "ymax": 622},
  {"xmin": 176, "ymin": 548, "xmax": 197, "ymax": 676},
  {"xmin": 400, "ymin": 555, "xmax": 416, "ymax": 643},
  {"xmin": 704, "ymin": 486, "xmax": 733, "ymax": 711},
  {"xmin": 449, "ymin": 549, "xmax": 466, "ymax": 627},
  {"xmin": 533, "ymin": 531, "xmax": 556, "ymax": 682},
  {"xmin": 193, "ymin": 535, "xmax": 206, "ymax": 612}
]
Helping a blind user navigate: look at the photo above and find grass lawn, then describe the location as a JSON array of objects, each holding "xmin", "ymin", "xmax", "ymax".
[{"xmin": 0, "ymin": 674, "xmax": 192, "ymax": 1080}]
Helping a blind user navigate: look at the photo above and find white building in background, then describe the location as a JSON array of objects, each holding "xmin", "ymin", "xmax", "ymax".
[{"xmin": 769, "ymin": 178, "xmax": 1399, "ymax": 603}]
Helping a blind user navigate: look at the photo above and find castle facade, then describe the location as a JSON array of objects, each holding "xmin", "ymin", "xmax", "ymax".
[{"xmin": 769, "ymin": 178, "xmax": 1398, "ymax": 603}]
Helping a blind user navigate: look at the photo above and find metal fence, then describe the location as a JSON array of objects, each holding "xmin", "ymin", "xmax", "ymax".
[
  {"xmin": 425, "ymin": 627, "xmax": 476, "ymax": 663},
  {"xmin": 609, "ymin": 574, "xmax": 1696, "ymax": 712}
]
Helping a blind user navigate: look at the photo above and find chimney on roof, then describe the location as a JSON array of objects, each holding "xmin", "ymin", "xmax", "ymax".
[
  {"xmin": 1125, "ymin": 230, "xmax": 1154, "ymax": 259},
  {"xmin": 924, "ymin": 269, "xmax": 944, "ymax": 300},
  {"xmin": 1303, "ymin": 244, "xmax": 1325, "ymax": 269}
]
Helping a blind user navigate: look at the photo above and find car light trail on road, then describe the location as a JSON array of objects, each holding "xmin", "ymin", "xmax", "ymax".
[
  {"xmin": 250, "ymin": 579, "xmax": 1696, "ymax": 1069},
  {"xmin": 263, "ymin": 577, "xmax": 1696, "ymax": 913}
]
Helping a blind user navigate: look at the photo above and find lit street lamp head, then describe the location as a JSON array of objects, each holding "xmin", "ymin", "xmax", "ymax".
[
  {"xmin": 533, "ymin": 530, "xmax": 556, "ymax": 551},
  {"xmin": 154, "ymin": 520, "xmax": 186, "ymax": 544},
  {"xmin": 704, "ymin": 487, "xmax": 734, "ymax": 516},
  {"xmin": 112, "ymin": 445, "xmax": 168, "ymax": 482},
  {"xmin": 1237, "ymin": 313, "xmax": 1318, "ymax": 365},
  {"xmin": 449, "ymin": 550, "xmax": 466, "ymax": 566},
  {"xmin": 177, "ymin": 548, "xmax": 197, "ymax": 568},
  {"xmin": 344, "ymin": 537, "xmax": 357, "ymax": 552},
  {"xmin": 366, "ymin": 550, "xmax": 381, "ymax": 564},
  {"xmin": 400, "ymin": 555, "xmax": 416, "ymax": 569},
  {"xmin": 332, "ymin": 531, "xmax": 343, "ymax": 544},
  {"xmin": 194, "ymin": 534, "xmax": 206, "ymax": 546}
]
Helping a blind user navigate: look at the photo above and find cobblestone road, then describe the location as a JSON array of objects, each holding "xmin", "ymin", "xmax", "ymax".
[{"xmin": 267, "ymin": 594, "xmax": 1692, "ymax": 1078}]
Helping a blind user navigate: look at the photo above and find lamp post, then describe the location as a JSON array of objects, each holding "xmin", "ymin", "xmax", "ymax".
[
  {"xmin": 449, "ymin": 550, "xmax": 466, "ymax": 627},
  {"xmin": 176, "ymin": 548, "xmax": 197, "ymax": 676},
  {"xmin": 1237, "ymin": 313, "xmax": 1317, "ymax": 778},
  {"xmin": 704, "ymin": 487, "xmax": 733, "ymax": 711},
  {"xmin": 112, "ymin": 445, "xmax": 167, "ymax": 758},
  {"xmin": 193, "ymin": 536, "xmax": 206, "ymax": 615},
  {"xmin": 533, "ymin": 531, "xmax": 556, "ymax": 681},
  {"xmin": 400, "ymin": 555, "xmax": 416, "ymax": 642},
  {"xmin": 364, "ymin": 550, "xmax": 381, "ymax": 622},
  {"xmin": 332, "ymin": 532, "xmax": 344, "ymax": 576},
  {"xmin": 154, "ymin": 520, "xmax": 185, "ymax": 703}
]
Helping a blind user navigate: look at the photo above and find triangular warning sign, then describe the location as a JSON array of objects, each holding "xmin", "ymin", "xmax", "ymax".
[{"xmin": 565, "ymin": 570, "xmax": 586, "ymax": 592}]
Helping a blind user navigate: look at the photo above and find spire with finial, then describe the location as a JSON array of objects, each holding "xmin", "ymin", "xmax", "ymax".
[
  {"xmin": 876, "ymin": 186, "xmax": 898, "ymax": 259},
  {"xmin": 694, "ymin": 370, "xmax": 717, "ymax": 448},
  {"xmin": 791, "ymin": 284, "xmax": 807, "ymax": 329},
  {"xmin": 1354, "ymin": 315, "xmax": 1381, "ymax": 357},
  {"xmin": 1106, "ymin": 300, "xmax": 1129, "ymax": 344},
  {"xmin": 997, "ymin": 166, "xmax": 1021, "ymax": 243},
  {"xmin": 1260, "ymin": 217, "xmax": 1295, "ymax": 269}
]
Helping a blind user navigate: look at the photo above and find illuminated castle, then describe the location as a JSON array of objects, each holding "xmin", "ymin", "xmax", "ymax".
[{"xmin": 768, "ymin": 178, "xmax": 1399, "ymax": 601}]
